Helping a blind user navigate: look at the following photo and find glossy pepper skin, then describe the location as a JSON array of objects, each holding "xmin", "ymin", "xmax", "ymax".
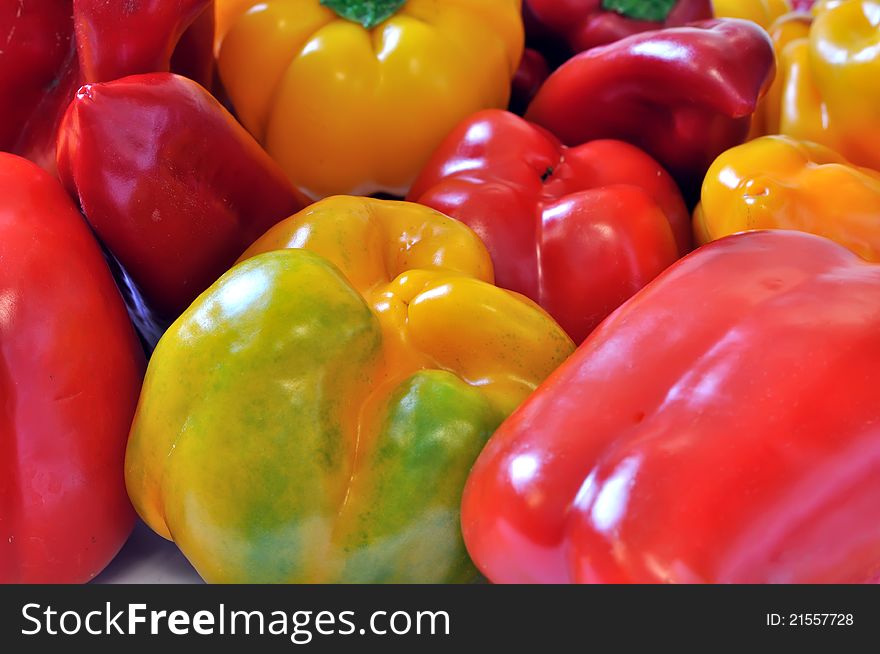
[
  {"xmin": 214, "ymin": 0, "xmax": 524, "ymax": 198},
  {"xmin": 410, "ymin": 110, "xmax": 689, "ymax": 343},
  {"xmin": 0, "ymin": 0, "xmax": 216, "ymax": 170},
  {"xmin": 74, "ymin": 0, "xmax": 214, "ymax": 87},
  {"xmin": 695, "ymin": 136, "xmax": 880, "ymax": 261},
  {"xmin": 57, "ymin": 73, "xmax": 309, "ymax": 320},
  {"xmin": 0, "ymin": 1, "xmax": 78, "ymax": 170},
  {"xmin": 745, "ymin": 12, "xmax": 813, "ymax": 141},
  {"xmin": 524, "ymin": 0, "xmax": 713, "ymax": 55},
  {"xmin": 806, "ymin": 0, "xmax": 880, "ymax": 172},
  {"xmin": 526, "ymin": 19, "xmax": 776, "ymax": 197},
  {"xmin": 749, "ymin": 1, "xmax": 880, "ymax": 171},
  {"xmin": 0, "ymin": 154, "xmax": 145, "ymax": 583},
  {"xmin": 712, "ymin": 0, "xmax": 792, "ymax": 27},
  {"xmin": 126, "ymin": 197, "xmax": 574, "ymax": 584},
  {"xmin": 463, "ymin": 230, "xmax": 880, "ymax": 584}
]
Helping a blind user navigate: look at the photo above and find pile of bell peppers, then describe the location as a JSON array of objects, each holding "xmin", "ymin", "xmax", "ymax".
[{"xmin": 2, "ymin": 0, "xmax": 880, "ymax": 585}]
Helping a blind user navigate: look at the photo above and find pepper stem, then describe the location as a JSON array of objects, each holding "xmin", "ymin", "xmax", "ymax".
[
  {"xmin": 320, "ymin": 0, "xmax": 408, "ymax": 29},
  {"xmin": 601, "ymin": 0, "xmax": 677, "ymax": 22}
]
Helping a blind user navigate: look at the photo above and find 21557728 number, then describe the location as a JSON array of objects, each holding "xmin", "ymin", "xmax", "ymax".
[{"xmin": 766, "ymin": 613, "xmax": 854, "ymax": 627}]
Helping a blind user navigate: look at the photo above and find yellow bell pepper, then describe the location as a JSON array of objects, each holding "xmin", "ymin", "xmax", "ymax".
[
  {"xmin": 695, "ymin": 136, "xmax": 880, "ymax": 261},
  {"xmin": 747, "ymin": 11, "xmax": 812, "ymax": 139},
  {"xmin": 747, "ymin": 0, "xmax": 880, "ymax": 171},
  {"xmin": 214, "ymin": 0, "xmax": 524, "ymax": 198},
  {"xmin": 126, "ymin": 196, "xmax": 574, "ymax": 583},
  {"xmin": 810, "ymin": 0, "xmax": 880, "ymax": 171},
  {"xmin": 712, "ymin": 0, "xmax": 792, "ymax": 28}
]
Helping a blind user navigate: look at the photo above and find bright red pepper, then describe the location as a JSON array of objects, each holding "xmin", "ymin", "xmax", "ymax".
[
  {"xmin": 0, "ymin": 0, "xmax": 215, "ymax": 170},
  {"xmin": 526, "ymin": 19, "xmax": 776, "ymax": 197},
  {"xmin": 463, "ymin": 229, "xmax": 880, "ymax": 584},
  {"xmin": 524, "ymin": 0, "xmax": 714, "ymax": 55},
  {"xmin": 57, "ymin": 72, "xmax": 309, "ymax": 320},
  {"xmin": 0, "ymin": 153, "xmax": 145, "ymax": 583},
  {"xmin": 409, "ymin": 109, "xmax": 689, "ymax": 343}
]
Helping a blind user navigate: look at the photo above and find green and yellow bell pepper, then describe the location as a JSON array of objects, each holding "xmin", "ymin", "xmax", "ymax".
[{"xmin": 125, "ymin": 197, "xmax": 574, "ymax": 583}]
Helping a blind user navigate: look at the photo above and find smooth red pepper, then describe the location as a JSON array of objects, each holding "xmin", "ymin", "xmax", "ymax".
[
  {"xmin": 463, "ymin": 230, "xmax": 880, "ymax": 584},
  {"xmin": 0, "ymin": 0, "xmax": 215, "ymax": 170},
  {"xmin": 524, "ymin": 0, "xmax": 714, "ymax": 55},
  {"xmin": 57, "ymin": 72, "xmax": 309, "ymax": 319},
  {"xmin": 410, "ymin": 109, "xmax": 689, "ymax": 343},
  {"xmin": 526, "ymin": 19, "xmax": 776, "ymax": 197},
  {"xmin": 0, "ymin": 153, "xmax": 145, "ymax": 583}
]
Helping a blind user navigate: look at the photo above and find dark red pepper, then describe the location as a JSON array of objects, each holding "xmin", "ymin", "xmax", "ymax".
[
  {"xmin": 526, "ymin": 19, "xmax": 776, "ymax": 198},
  {"xmin": 0, "ymin": 0, "xmax": 215, "ymax": 170},
  {"xmin": 524, "ymin": 0, "xmax": 714, "ymax": 57},
  {"xmin": 57, "ymin": 73, "xmax": 309, "ymax": 320}
]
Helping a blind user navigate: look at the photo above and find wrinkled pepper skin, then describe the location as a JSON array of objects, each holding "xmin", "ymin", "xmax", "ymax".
[
  {"xmin": 410, "ymin": 110, "xmax": 689, "ymax": 343},
  {"xmin": 526, "ymin": 19, "xmax": 776, "ymax": 196},
  {"xmin": 463, "ymin": 230, "xmax": 880, "ymax": 584},
  {"xmin": 126, "ymin": 197, "xmax": 574, "ymax": 583},
  {"xmin": 0, "ymin": 154, "xmax": 145, "ymax": 583},
  {"xmin": 695, "ymin": 136, "xmax": 880, "ymax": 261},
  {"xmin": 524, "ymin": 0, "xmax": 713, "ymax": 55},
  {"xmin": 214, "ymin": 0, "xmax": 524, "ymax": 198},
  {"xmin": 0, "ymin": 0, "xmax": 215, "ymax": 170},
  {"xmin": 57, "ymin": 73, "xmax": 309, "ymax": 320}
]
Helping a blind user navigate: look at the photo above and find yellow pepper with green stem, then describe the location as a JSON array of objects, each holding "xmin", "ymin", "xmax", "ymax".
[
  {"xmin": 214, "ymin": 0, "xmax": 524, "ymax": 198},
  {"xmin": 125, "ymin": 197, "xmax": 574, "ymax": 583}
]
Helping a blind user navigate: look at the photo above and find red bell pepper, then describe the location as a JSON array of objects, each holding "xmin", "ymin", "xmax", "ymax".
[
  {"xmin": 511, "ymin": 49, "xmax": 551, "ymax": 116},
  {"xmin": 0, "ymin": 1, "xmax": 77, "ymax": 170},
  {"xmin": 73, "ymin": 0, "xmax": 213, "ymax": 86},
  {"xmin": 409, "ymin": 109, "xmax": 689, "ymax": 343},
  {"xmin": 0, "ymin": 153, "xmax": 145, "ymax": 583},
  {"xmin": 0, "ymin": 0, "xmax": 214, "ymax": 170},
  {"xmin": 526, "ymin": 19, "xmax": 776, "ymax": 198},
  {"xmin": 525, "ymin": 0, "xmax": 714, "ymax": 55},
  {"xmin": 57, "ymin": 72, "xmax": 309, "ymax": 320},
  {"xmin": 462, "ymin": 230, "xmax": 880, "ymax": 584}
]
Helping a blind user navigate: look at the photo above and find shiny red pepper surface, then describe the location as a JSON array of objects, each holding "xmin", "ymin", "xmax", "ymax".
[
  {"xmin": 57, "ymin": 72, "xmax": 308, "ymax": 319},
  {"xmin": 0, "ymin": 153, "xmax": 145, "ymax": 583},
  {"xmin": 0, "ymin": 0, "xmax": 215, "ymax": 169},
  {"xmin": 463, "ymin": 230, "xmax": 880, "ymax": 584},
  {"xmin": 526, "ymin": 19, "xmax": 776, "ymax": 197},
  {"xmin": 410, "ymin": 110, "xmax": 689, "ymax": 343}
]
